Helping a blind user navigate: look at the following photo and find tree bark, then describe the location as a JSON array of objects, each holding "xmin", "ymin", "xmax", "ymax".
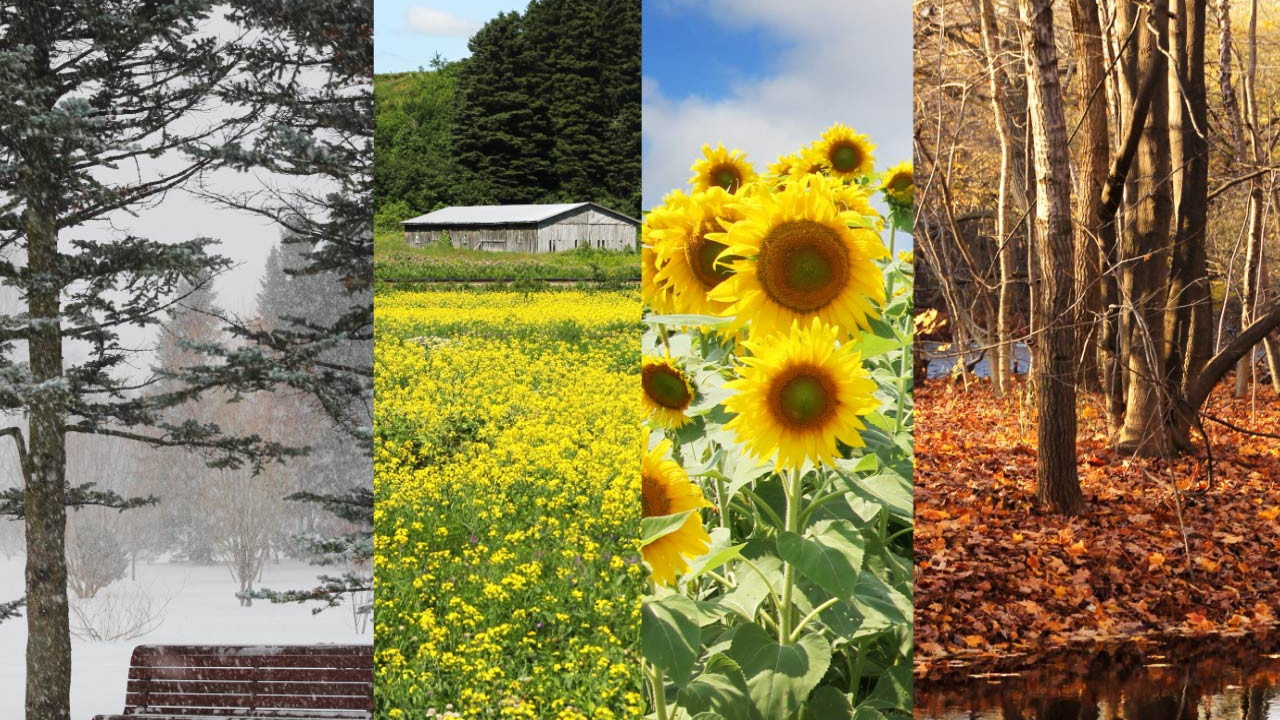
[
  {"xmin": 980, "ymin": 0, "xmax": 1019, "ymax": 397},
  {"xmin": 1116, "ymin": 0, "xmax": 1174, "ymax": 456},
  {"xmin": 18, "ymin": 6, "xmax": 71, "ymax": 717},
  {"xmin": 1021, "ymin": 0, "xmax": 1083, "ymax": 514},
  {"xmin": 1070, "ymin": 0, "xmax": 1107, "ymax": 393},
  {"xmin": 1163, "ymin": 0, "xmax": 1212, "ymax": 447}
]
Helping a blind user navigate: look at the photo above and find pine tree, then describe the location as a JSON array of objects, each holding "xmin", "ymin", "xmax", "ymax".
[
  {"xmin": 178, "ymin": 0, "xmax": 375, "ymax": 616},
  {"xmin": 0, "ymin": 4, "xmax": 305, "ymax": 718}
]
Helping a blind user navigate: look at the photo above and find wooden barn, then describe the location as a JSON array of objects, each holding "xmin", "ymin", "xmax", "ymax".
[{"xmin": 401, "ymin": 202, "xmax": 639, "ymax": 253}]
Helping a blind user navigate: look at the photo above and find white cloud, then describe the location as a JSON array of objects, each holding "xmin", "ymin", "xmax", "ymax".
[
  {"xmin": 406, "ymin": 7, "xmax": 475, "ymax": 37},
  {"xmin": 642, "ymin": 0, "xmax": 913, "ymax": 214}
]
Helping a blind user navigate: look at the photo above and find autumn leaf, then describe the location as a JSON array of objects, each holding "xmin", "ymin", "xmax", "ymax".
[
  {"xmin": 1259, "ymin": 506, "xmax": 1280, "ymax": 522},
  {"xmin": 1066, "ymin": 540, "xmax": 1087, "ymax": 558},
  {"xmin": 1147, "ymin": 551, "xmax": 1166, "ymax": 571},
  {"xmin": 962, "ymin": 635, "xmax": 985, "ymax": 648}
]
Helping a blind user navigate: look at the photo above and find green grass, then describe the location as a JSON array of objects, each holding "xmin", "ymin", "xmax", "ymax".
[{"xmin": 374, "ymin": 231, "xmax": 642, "ymax": 283}]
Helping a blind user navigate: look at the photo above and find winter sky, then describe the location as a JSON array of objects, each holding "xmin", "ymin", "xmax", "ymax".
[{"xmin": 642, "ymin": 0, "xmax": 913, "ymax": 227}]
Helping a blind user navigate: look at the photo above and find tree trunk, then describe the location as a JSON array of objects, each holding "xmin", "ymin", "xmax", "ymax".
[
  {"xmin": 18, "ymin": 7, "xmax": 71, "ymax": 717},
  {"xmin": 980, "ymin": 0, "xmax": 1018, "ymax": 397},
  {"xmin": 1070, "ymin": 0, "xmax": 1107, "ymax": 393},
  {"xmin": 1116, "ymin": 0, "xmax": 1174, "ymax": 456},
  {"xmin": 1163, "ymin": 0, "xmax": 1212, "ymax": 449},
  {"xmin": 23, "ymin": 162, "xmax": 71, "ymax": 720},
  {"xmin": 1021, "ymin": 0, "xmax": 1083, "ymax": 515}
]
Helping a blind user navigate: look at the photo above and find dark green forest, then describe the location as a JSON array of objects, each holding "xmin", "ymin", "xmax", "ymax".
[{"xmin": 374, "ymin": 0, "xmax": 641, "ymax": 231}]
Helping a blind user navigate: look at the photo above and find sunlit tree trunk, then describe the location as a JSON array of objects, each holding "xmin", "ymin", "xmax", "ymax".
[
  {"xmin": 1116, "ymin": 0, "xmax": 1173, "ymax": 456},
  {"xmin": 1070, "ymin": 0, "xmax": 1107, "ymax": 393},
  {"xmin": 1021, "ymin": 0, "xmax": 1082, "ymax": 514},
  {"xmin": 979, "ymin": 0, "xmax": 1018, "ymax": 396}
]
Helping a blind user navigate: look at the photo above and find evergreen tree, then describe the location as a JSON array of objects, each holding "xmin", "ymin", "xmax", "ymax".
[
  {"xmin": 452, "ymin": 11, "xmax": 554, "ymax": 204},
  {"xmin": 0, "ymin": 4, "xmax": 304, "ymax": 718},
  {"xmin": 180, "ymin": 0, "xmax": 375, "ymax": 616}
]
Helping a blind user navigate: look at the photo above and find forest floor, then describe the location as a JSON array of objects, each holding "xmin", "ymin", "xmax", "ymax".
[
  {"xmin": 914, "ymin": 377, "xmax": 1280, "ymax": 679},
  {"xmin": 374, "ymin": 231, "xmax": 641, "ymax": 283}
]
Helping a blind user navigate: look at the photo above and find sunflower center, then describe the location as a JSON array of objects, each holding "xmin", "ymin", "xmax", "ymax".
[
  {"xmin": 642, "ymin": 363, "xmax": 692, "ymax": 410},
  {"xmin": 685, "ymin": 225, "xmax": 734, "ymax": 290},
  {"xmin": 769, "ymin": 367, "xmax": 837, "ymax": 428},
  {"xmin": 641, "ymin": 472, "xmax": 670, "ymax": 518},
  {"xmin": 890, "ymin": 173, "xmax": 912, "ymax": 192},
  {"xmin": 831, "ymin": 144, "xmax": 862, "ymax": 173},
  {"xmin": 711, "ymin": 164, "xmax": 741, "ymax": 191},
  {"xmin": 757, "ymin": 220, "xmax": 850, "ymax": 312}
]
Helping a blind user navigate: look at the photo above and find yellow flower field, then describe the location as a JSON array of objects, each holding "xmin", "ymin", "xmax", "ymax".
[{"xmin": 374, "ymin": 289, "xmax": 645, "ymax": 719}]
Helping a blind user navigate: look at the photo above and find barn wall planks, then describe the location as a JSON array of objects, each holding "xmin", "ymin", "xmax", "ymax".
[{"xmin": 404, "ymin": 206, "xmax": 637, "ymax": 253}]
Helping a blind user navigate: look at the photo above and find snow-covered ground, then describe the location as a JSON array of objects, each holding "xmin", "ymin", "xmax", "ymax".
[{"xmin": 0, "ymin": 556, "xmax": 369, "ymax": 720}]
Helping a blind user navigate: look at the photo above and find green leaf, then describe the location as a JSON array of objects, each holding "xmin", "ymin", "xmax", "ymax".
[
  {"xmin": 678, "ymin": 654, "xmax": 757, "ymax": 720},
  {"xmin": 726, "ymin": 623, "xmax": 832, "ymax": 720},
  {"xmin": 806, "ymin": 686, "xmax": 855, "ymax": 720},
  {"xmin": 685, "ymin": 542, "xmax": 747, "ymax": 582},
  {"xmin": 865, "ymin": 660, "xmax": 912, "ymax": 708},
  {"xmin": 777, "ymin": 519, "xmax": 865, "ymax": 599},
  {"xmin": 641, "ymin": 595, "xmax": 701, "ymax": 689},
  {"xmin": 641, "ymin": 510, "xmax": 695, "ymax": 547}
]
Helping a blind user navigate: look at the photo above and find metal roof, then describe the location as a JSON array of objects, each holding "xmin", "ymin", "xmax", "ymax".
[{"xmin": 401, "ymin": 202, "xmax": 638, "ymax": 227}]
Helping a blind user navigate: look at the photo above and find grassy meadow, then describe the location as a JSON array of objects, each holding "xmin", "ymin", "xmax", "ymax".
[{"xmin": 374, "ymin": 231, "xmax": 641, "ymax": 284}]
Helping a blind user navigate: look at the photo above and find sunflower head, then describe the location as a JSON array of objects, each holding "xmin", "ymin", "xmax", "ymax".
[
  {"xmin": 642, "ymin": 199, "xmax": 683, "ymax": 313},
  {"xmin": 881, "ymin": 161, "xmax": 914, "ymax": 207},
  {"xmin": 708, "ymin": 175, "xmax": 890, "ymax": 338},
  {"xmin": 723, "ymin": 318, "xmax": 880, "ymax": 470},
  {"xmin": 642, "ymin": 356, "xmax": 695, "ymax": 429},
  {"xmin": 689, "ymin": 143, "xmax": 759, "ymax": 193},
  {"xmin": 767, "ymin": 153, "xmax": 803, "ymax": 185},
  {"xmin": 651, "ymin": 187, "xmax": 742, "ymax": 316},
  {"xmin": 824, "ymin": 175, "xmax": 881, "ymax": 223},
  {"xmin": 813, "ymin": 123, "xmax": 876, "ymax": 179},
  {"xmin": 642, "ymin": 436, "xmax": 713, "ymax": 586}
]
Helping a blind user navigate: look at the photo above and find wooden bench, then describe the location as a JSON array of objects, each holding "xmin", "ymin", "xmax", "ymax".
[{"xmin": 90, "ymin": 644, "xmax": 372, "ymax": 719}]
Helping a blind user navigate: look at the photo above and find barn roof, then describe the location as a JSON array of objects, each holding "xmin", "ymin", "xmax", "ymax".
[{"xmin": 401, "ymin": 202, "xmax": 639, "ymax": 227}]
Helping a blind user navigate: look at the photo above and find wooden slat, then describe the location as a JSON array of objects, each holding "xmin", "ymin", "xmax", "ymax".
[
  {"xmin": 131, "ymin": 654, "xmax": 372, "ymax": 669},
  {"xmin": 120, "ymin": 707, "xmax": 368, "ymax": 712},
  {"xmin": 127, "ymin": 679, "xmax": 370, "ymax": 697},
  {"xmin": 133, "ymin": 645, "xmax": 369, "ymax": 658},
  {"xmin": 129, "ymin": 667, "xmax": 370, "ymax": 683},
  {"xmin": 126, "ymin": 692, "xmax": 372, "ymax": 710}
]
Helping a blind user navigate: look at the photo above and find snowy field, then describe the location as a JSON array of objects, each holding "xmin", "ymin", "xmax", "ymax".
[{"xmin": 0, "ymin": 556, "xmax": 370, "ymax": 720}]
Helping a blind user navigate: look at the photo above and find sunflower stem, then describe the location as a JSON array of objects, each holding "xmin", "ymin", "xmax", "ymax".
[
  {"xmin": 778, "ymin": 466, "xmax": 803, "ymax": 643},
  {"xmin": 789, "ymin": 596, "xmax": 839, "ymax": 643},
  {"xmin": 649, "ymin": 578, "xmax": 672, "ymax": 720},
  {"xmin": 658, "ymin": 322, "xmax": 672, "ymax": 356}
]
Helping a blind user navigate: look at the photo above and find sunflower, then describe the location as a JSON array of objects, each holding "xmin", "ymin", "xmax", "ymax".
[
  {"xmin": 708, "ymin": 175, "xmax": 889, "ymax": 338},
  {"xmin": 642, "ymin": 201, "xmax": 680, "ymax": 314},
  {"xmin": 811, "ymin": 123, "xmax": 876, "ymax": 179},
  {"xmin": 651, "ymin": 187, "xmax": 741, "ymax": 316},
  {"xmin": 767, "ymin": 153, "xmax": 803, "ymax": 183},
  {"xmin": 723, "ymin": 318, "xmax": 879, "ymax": 470},
  {"xmin": 642, "ymin": 437, "xmax": 713, "ymax": 586},
  {"xmin": 881, "ymin": 161, "xmax": 914, "ymax": 207},
  {"xmin": 642, "ymin": 356, "xmax": 694, "ymax": 428},
  {"xmin": 824, "ymin": 175, "xmax": 880, "ymax": 221},
  {"xmin": 689, "ymin": 143, "xmax": 759, "ymax": 193}
]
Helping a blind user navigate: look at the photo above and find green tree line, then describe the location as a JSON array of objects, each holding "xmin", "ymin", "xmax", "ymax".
[{"xmin": 374, "ymin": 0, "xmax": 640, "ymax": 232}]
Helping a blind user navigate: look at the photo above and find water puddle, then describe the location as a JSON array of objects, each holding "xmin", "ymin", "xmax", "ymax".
[{"xmin": 915, "ymin": 632, "xmax": 1280, "ymax": 719}]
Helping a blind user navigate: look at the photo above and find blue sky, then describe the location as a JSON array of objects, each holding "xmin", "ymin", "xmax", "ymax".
[
  {"xmin": 375, "ymin": 0, "xmax": 525, "ymax": 73},
  {"xmin": 642, "ymin": 0, "xmax": 913, "ymax": 245},
  {"xmin": 642, "ymin": 4, "xmax": 786, "ymax": 102}
]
